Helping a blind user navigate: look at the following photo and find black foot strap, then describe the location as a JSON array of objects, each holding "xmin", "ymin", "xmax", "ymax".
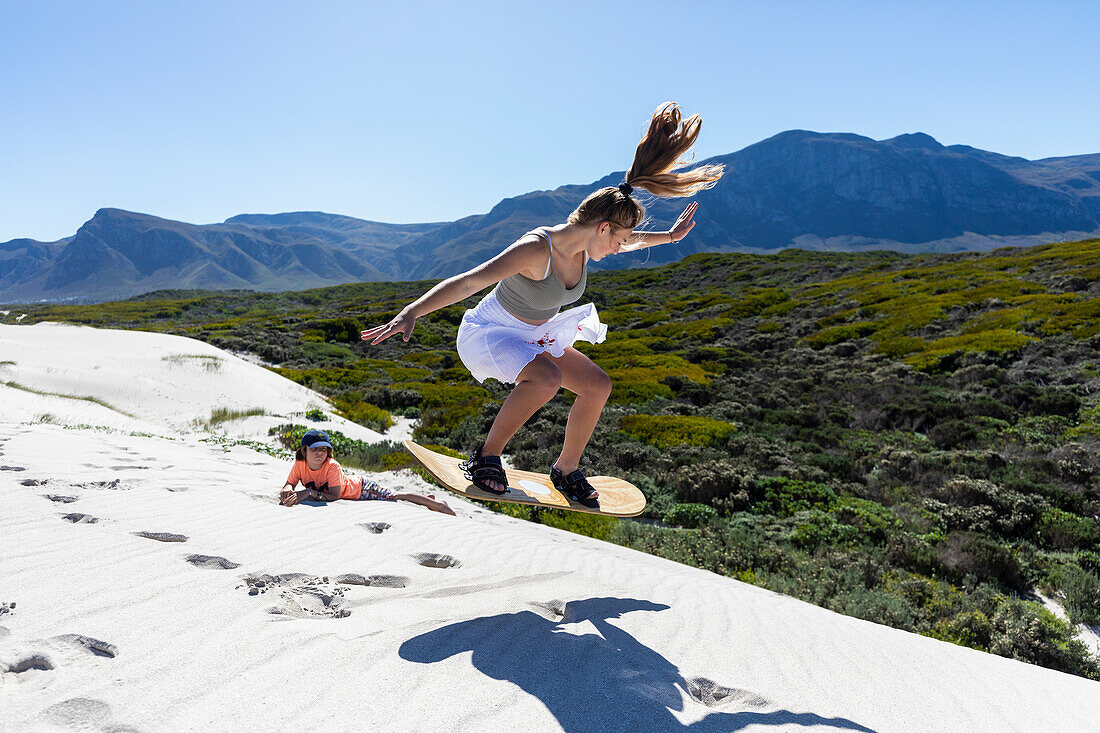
[
  {"xmin": 461, "ymin": 447, "xmax": 508, "ymax": 495},
  {"xmin": 550, "ymin": 467, "xmax": 599, "ymax": 508}
]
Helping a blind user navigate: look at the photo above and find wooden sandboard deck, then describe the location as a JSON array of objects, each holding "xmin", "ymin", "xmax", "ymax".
[{"xmin": 403, "ymin": 440, "xmax": 646, "ymax": 517}]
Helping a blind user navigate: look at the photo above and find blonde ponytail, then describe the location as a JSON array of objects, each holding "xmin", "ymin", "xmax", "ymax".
[{"xmin": 569, "ymin": 102, "xmax": 724, "ymax": 229}]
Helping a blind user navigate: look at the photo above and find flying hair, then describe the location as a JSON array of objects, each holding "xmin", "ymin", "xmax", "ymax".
[{"xmin": 568, "ymin": 102, "xmax": 725, "ymax": 230}]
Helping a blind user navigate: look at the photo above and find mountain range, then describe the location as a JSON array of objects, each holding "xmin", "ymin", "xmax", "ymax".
[{"xmin": 3, "ymin": 130, "xmax": 1099, "ymax": 304}]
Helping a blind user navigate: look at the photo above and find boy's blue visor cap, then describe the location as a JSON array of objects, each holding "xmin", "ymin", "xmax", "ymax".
[{"xmin": 301, "ymin": 430, "xmax": 332, "ymax": 449}]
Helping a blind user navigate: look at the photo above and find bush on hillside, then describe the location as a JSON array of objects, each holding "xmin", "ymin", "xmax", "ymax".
[
  {"xmin": 619, "ymin": 414, "xmax": 737, "ymax": 449},
  {"xmin": 1053, "ymin": 564, "xmax": 1100, "ymax": 626},
  {"xmin": 988, "ymin": 600, "xmax": 1100, "ymax": 680},
  {"xmin": 1038, "ymin": 508, "xmax": 1100, "ymax": 550},
  {"xmin": 664, "ymin": 502, "xmax": 719, "ymax": 529},
  {"xmin": 936, "ymin": 532, "xmax": 1026, "ymax": 591},
  {"xmin": 749, "ymin": 476, "xmax": 838, "ymax": 518}
]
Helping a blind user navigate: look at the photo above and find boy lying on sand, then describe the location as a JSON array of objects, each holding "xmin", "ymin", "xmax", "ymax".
[{"xmin": 279, "ymin": 429, "xmax": 454, "ymax": 516}]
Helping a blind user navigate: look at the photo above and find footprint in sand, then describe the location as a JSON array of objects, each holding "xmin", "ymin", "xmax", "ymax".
[
  {"xmin": 0, "ymin": 601, "xmax": 14, "ymax": 617},
  {"xmin": 0, "ymin": 465, "xmax": 26, "ymax": 471},
  {"xmin": 686, "ymin": 676, "xmax": 772, "ymax": 709},
  {"xmin": 185, "ymin": 554, "xmax": 240, "ymax": 570},
  {"xmin": 76, "ymin": 479, "xmax": 124, "ymax": 490},
  {"xmin": 241, "ymin": 573, "xmax": 350, "ymax": 619},
  {"xmin": 21, "ymin": 478, "xmax": 47, "ymax": 486},
  {"xmin": 411, "ymin": 553, "xmax": 462, "ymax": 569},
  {"xmin": 110, "ymin": 465, "xmax": 150, "ymax": 471},
  {"xmin": 43, "ymin": 494, "xmax": 78, "ymax": 503},
  {"xmin": 51, "ymin": 634, "xmax": 119, "ymax": 658},
  {"xmin": 38, "ymin": 698, "xmax": 117, "ymax": 730},
  {"xmin": 133, "ymin": 531, "xmax": 188, "ymax": 543},
  {"xmin": 3, "ymin": 654, "xmax": 54, "ymax": 674},
  {"xmin": 61, "ymin": 513, "xmax": 99, "ymax": 524},
  {"xmin": 358, "ymin": 522, "xmax": 392, "ymax": 534},
  {"xmin": 333, "ymin": 573, "xmax": 409, "ymax": 588}
]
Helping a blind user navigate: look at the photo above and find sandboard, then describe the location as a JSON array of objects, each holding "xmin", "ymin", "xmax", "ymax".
[{"xmin": 403, "ymin": 440, "xmax": 646, "ymax": 517}]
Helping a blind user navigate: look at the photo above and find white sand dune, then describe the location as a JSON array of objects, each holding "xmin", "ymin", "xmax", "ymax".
[{"xmin": 1, "ymin": 322, "xmax": 1098, "ymax": 732}]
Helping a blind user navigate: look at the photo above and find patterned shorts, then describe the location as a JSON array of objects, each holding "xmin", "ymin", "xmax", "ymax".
[{"xmin": 357, "ymin": 478, "xmax": 396, "ymax": 501}]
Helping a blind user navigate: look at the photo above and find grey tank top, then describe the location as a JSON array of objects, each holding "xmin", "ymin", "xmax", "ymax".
[{"xmin": 493, "ymin": 228, "xmax": 587, "ymax": 321}]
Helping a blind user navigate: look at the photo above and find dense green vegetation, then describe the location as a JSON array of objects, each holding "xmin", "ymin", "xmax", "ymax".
[{"xmin": 7, "ymin": 239, "xmax": 1100, "ymax": 679}]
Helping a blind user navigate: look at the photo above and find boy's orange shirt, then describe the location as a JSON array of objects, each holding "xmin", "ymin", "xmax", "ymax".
[{"xmin": 286, "ymin": 458, "xmax": 363, "ymax": 500}]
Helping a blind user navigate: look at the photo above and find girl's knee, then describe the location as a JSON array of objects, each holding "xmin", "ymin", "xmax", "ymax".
[
  {"xmin": 591, "ymin": 369, "xmax": 612, "ymax": 400},
  {"xmin": 575, "ymin": 367, "xmax": 612, "ymax": 401},
  {"xmin": 520, "ymin": 359, "xmax": 562, "ymax": 397}
]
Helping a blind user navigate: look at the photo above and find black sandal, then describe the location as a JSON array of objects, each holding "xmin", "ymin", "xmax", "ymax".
[
  {"xmin": 461, "ymin": 446, "xmax": 509, "ymax": 495},
  {"xmin": 550, "ymin": 467, "xmax": 600, "ymax": 509}
]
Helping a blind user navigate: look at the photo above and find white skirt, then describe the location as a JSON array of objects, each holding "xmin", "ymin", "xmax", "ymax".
[{"xmin": 456, "ymin": 288, "xmax": 608, "ymax": 384}]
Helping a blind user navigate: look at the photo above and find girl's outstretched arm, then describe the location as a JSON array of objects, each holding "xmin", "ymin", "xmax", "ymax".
[
  {"xmin": 280, "ymin": 483, "xmax": 311, "ymax": 506},
  {"xmin": 361, "ymin": 236, "xmax": 550, "ymax": 345},
  {"xmin": 621, "ymin": 202, "xmax": 698, "ymax": 252}
]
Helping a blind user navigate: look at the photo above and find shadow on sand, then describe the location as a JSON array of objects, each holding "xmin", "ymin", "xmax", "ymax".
[{"xmin": 400, "ymin": 596, "xmax": 877, "ymax": 732}]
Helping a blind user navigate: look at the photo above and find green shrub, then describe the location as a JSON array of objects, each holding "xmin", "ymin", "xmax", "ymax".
[
  {"xmin": 300, "ymin": 340, "xmax": 356, "ymax": 360},
  {"xmin": 929, "ymin": 419, "xmax": 979, "ymax": 449},
  {"xmin": 805, "ymin": 321, "xmax": 880, "ymax": 349},
  {"xmin": 647, "ymin": 317, "xmax": 733, "ymax": 341},
  {"xmin": 314, "ymin": 317, "xmax": 362, "ymax": 343},
  {"xmin": 873, "ymin": 336, "xmax": 924, "ymax": 359},
  {"xmin": 937, "ymin": 532, "xmax": 1026, "ymax": 590},
  {"xmin": 722, "ymin": 288, "xmax": 790, "ymax": 318},
  {"xmin": 610, "ymin": 520, "xmax": 775, "ymax": 578},
  {"xmin": 749, "ymin": 476, "xmax": 838, "ymax": 518},
  {"xmin": 333, "ymin": 400, "xmax": 394, "ymax": 433},
  {"xmin": 791, "ymin": 510, "xmax": 858, "ymax": 551},
  {"xmin": 907, "ymin": 330, "xmax": 1035, "ymax": 372},
  {"xmin": 607, "ymin": 381, "xmax": 673, "ymax": 403},
  {"xmin": 664, "ymin": 503, "xmax": 719, "ymax": 529},
  {"xmin": 672, "ymin": 459, "xmax": 752, "ymax": 510},
  {"xmin": 929, "ymin": 610, "xmax": 993, "ymax": 650},
  {"xmin": 619, "ymin": 414, "xmax": 737, "ymax": 449},
  {"xmin": 833, "ymin": 497, "xmax": 900, "ymax": 544},
  {"xmin": 1054, "ymin": 565, "xmax": 1100, "ymax": 626},
  {"xmin": 304, "ymin": 408, "xmax": 326, "ymax": 421},
  {"xmin": 600, "ymin": 353, "xmax": 716, "ymax": 404},
  {"xmin": 989, "ymin": 599, "xmax": 1100, "ymax": 680},
  {"xmin": 540, "ymin": 509, "xmax": 617, "ymax": 540},
  {"xmin": 831, "ymin": 587, "xmax": 918, "ymax": 631},
  {"xmin": 388, "ymin": 381, "xmax": 493, "ymax": 442},
  {"xmin": 1038, "ymin": 508, "xmax": 1100, "ymax": 550}
]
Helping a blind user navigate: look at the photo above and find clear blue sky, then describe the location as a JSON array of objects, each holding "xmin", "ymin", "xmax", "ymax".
[{"xmin": 2, "ymin": 0, "xmax": 1098, "ymax": 243}]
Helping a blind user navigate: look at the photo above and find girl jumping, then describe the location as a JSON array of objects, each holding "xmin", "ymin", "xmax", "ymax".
[{"xmin": 362, "ymin": 102, "xmax": 723, "ymax": 507}]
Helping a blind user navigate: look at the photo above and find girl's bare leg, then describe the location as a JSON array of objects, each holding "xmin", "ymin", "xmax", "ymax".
[
  {"xmin": 392, "ymin": 492, "xmax": 456, "ymax": 516},
  {"xmin": 479, "ymin": 354, "xmax": 562, "ymax": 491},
  {"xmin": 551, "ymin": 347, "xmax": 612, "ymax": 474}
]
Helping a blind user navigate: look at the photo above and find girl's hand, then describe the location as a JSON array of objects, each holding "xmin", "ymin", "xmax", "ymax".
[
  {"xmin": 280, "ymin": 489, "xmax": 304, "ymax": 507},
  {"xmin": 361, "ymin": 309, "xmax": 416, "ymax": 345},
  {"xmin": 668, "ymin": 201, "xmax": 699, "ymax": 243}
]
